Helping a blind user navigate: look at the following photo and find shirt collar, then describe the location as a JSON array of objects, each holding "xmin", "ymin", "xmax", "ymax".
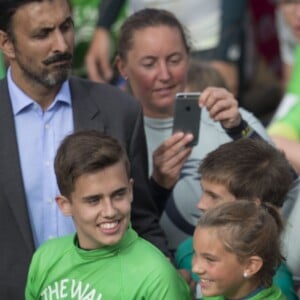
[
  {"xmin": 73, "ymin": 225, "xmax": 137, "ymax": 259},
  {"xmin": 7, "ymin": 67, "xmax": 72, "ymax": 115}
]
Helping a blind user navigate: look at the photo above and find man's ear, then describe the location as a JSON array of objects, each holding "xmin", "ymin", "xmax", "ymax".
[
  {"xmin": 243, "ymin": 256, "xmax": 263, "ymax": 278},
  {"xmin": 0, "ymin": 30, "xmax": 15, "ymax": 59},
  {"xmin": 115, "ymin": 55, "xmax": 128, "ymax": 80},
  {"xmin": 56, "ymin": 195, "xmax": 72, "ymax": 217}
]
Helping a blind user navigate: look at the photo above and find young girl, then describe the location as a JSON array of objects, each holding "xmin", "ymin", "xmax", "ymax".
[{"xmin": 192, "ymin": 200, "xmax": 286, "ymax": 300}]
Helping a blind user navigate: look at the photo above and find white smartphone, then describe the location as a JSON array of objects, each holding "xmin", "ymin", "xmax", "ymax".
[{"xmin": 172, "ymin": 92, "xmax": 201, "ymax": 146}]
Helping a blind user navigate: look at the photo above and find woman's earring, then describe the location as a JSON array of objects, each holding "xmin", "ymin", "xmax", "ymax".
[{"xmin": 243, "ymin": 272, "xmax": 248, "ymax": 278}]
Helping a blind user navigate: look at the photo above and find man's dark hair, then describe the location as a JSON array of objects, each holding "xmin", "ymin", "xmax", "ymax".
[{"xmin": 0, "ymin": 0, "xmax": 70, "ymax": 35}]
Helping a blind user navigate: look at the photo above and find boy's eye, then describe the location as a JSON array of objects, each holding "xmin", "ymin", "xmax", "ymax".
[
  {"xmin": 206, "ymin": 192, "xmax": 220, "ymax": 201},
  {"xmin": 113, "ymin": 189, "xmax": 127, "ymax": 200},
  {"xmin": 86, "ymin": 196, "xmax": 100, "ymax": 204}
]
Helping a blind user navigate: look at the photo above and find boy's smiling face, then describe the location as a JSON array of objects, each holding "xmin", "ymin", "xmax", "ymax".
[{"xmin": 57, "ymin": 161, "xmax": 133, "ymax": 250}]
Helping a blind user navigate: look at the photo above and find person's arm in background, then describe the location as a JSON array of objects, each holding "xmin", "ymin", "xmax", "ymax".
[
  {"xmin": 272, "ymin": 136, "xmax": 300, "ymax": 174},
  {"xmin": 276, "ymin": 9, "xmax": 294, "ymax": 88},
  {"xmin": 268, "ymin": 101, "xmax": 300, "ymax": 175},
  {"xmin": 85, "ymin": 0, "xmax": 126, "ymax": 83},
  {"xmin": 209, "ymin": 0, "xmax": 248, "ymax": 96},
  {"xmin": 276, "ymin": 3, "xmax": 298, "ymax": 88}
]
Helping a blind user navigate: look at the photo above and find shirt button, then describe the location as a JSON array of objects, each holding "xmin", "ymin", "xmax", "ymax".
[{"xmin": 45, "ymin": 161, "xmax": 50, "ymax": 167}]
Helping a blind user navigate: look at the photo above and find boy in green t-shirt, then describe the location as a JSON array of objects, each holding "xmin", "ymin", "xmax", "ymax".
[{"xmin": 26, "ymin": 130, "xmax": 191, "ymax": 300}]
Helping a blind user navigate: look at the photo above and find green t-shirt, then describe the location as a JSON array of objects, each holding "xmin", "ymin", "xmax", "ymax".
[
  {"xmin": 203, "ymin": 285, "xmax": 286, "ymax": 300},
  {"xmin": 268, "ymin": 101, "xmax": 300, "ymax": 141},
  {"xmin": 175, "ymin": 237, "xmax": 297, "ymax": 300},
  {"xmin": 26, "ymin": 228, "xmax": 191, "ymax": 300},
  {"xmin": 268, "ymin": 45, "xmax": 300, "ymax": 140}
]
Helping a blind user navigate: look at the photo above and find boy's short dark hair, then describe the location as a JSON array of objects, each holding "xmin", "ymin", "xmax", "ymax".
[
  {"xmin": 54, "ymin": 130, "xmax": 130, "ymax": 198},
  {"xmin": 186, "ymin": 59, "xmax": 228, "ymax": 92},
  {"xmin": 199, "ymin": 138, "xmax": 294, "ymax": 207}
]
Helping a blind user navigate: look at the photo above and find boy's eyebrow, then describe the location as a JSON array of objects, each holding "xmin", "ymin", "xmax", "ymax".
[
  {"xmin": 205, "ymin": 189, "xmax": 221, "ymax": 199},
  {"xmin": 81, "ymin": 187, "xmax": 129, "ymax": 201},
  {"xmin": 82, "ymin": 194, "xmax": 102, "ymax": 202},
  {"xmin": 111, "ymin": 187, "xmax": 129, "ymax": 197}
]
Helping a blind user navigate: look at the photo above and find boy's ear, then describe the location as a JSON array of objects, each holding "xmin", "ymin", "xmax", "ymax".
[
  {"xmin": 56, "ymin": 195, "xmax": 72, "ymax": 217},
  {"xmin": 243, "ymin": 256, "xmax": 263, "ymax": 278},
  {"xmin": 0, "ymin": 30, "xmax": 15, "ymax": 59}
]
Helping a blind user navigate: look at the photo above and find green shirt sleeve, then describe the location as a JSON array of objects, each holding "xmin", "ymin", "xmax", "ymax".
[{"xmin": 268, "ymin": 101, "xmax": 300, "ymax": 140}]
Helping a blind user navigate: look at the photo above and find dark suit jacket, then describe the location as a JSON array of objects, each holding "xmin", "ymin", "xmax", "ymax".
[{"xmin": 0, "ymin": 77, "xmax": 169, "ymax": 299}]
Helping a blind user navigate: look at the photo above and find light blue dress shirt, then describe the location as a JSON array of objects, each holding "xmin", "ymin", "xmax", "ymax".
[{"xmin": 7, "ymin": 68, "xmax": 75, "ymax": 247}]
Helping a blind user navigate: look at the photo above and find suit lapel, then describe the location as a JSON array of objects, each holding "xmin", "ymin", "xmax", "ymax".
[
  {"xmin": 0, "ymin": 79, "xmax": 34, "ymax": 252},
  {"xmin": 69, "ymin": 77, "xmax": 106, "ymax": 132}
]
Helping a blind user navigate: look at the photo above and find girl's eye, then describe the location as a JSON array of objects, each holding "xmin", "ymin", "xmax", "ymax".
[{"xmin": 206, "ymin": 257, "xmax": 215, "ymax": 262}]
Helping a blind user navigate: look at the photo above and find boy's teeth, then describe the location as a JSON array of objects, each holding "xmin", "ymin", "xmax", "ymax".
[{"xmin": 100, "ymin": 222, "xmax": 118, "ymax": 229}]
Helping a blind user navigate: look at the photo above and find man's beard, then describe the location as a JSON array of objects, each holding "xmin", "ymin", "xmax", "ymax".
[{"xmin": 16, "ymin": 52, "xmax": 73, "ymax": 88}]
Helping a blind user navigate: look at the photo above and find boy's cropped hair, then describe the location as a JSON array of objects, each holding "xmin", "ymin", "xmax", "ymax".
[
  {"xmin": 54, "ymin": 130, "xmax": 130, "ymax": 198},
  {"xmin": 186, "ymin": 59, "xmax": 228, "ymax": 91},
  {"xmin": 199, "ymin": 138, "xmax": 294, "ymax": 207}
]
